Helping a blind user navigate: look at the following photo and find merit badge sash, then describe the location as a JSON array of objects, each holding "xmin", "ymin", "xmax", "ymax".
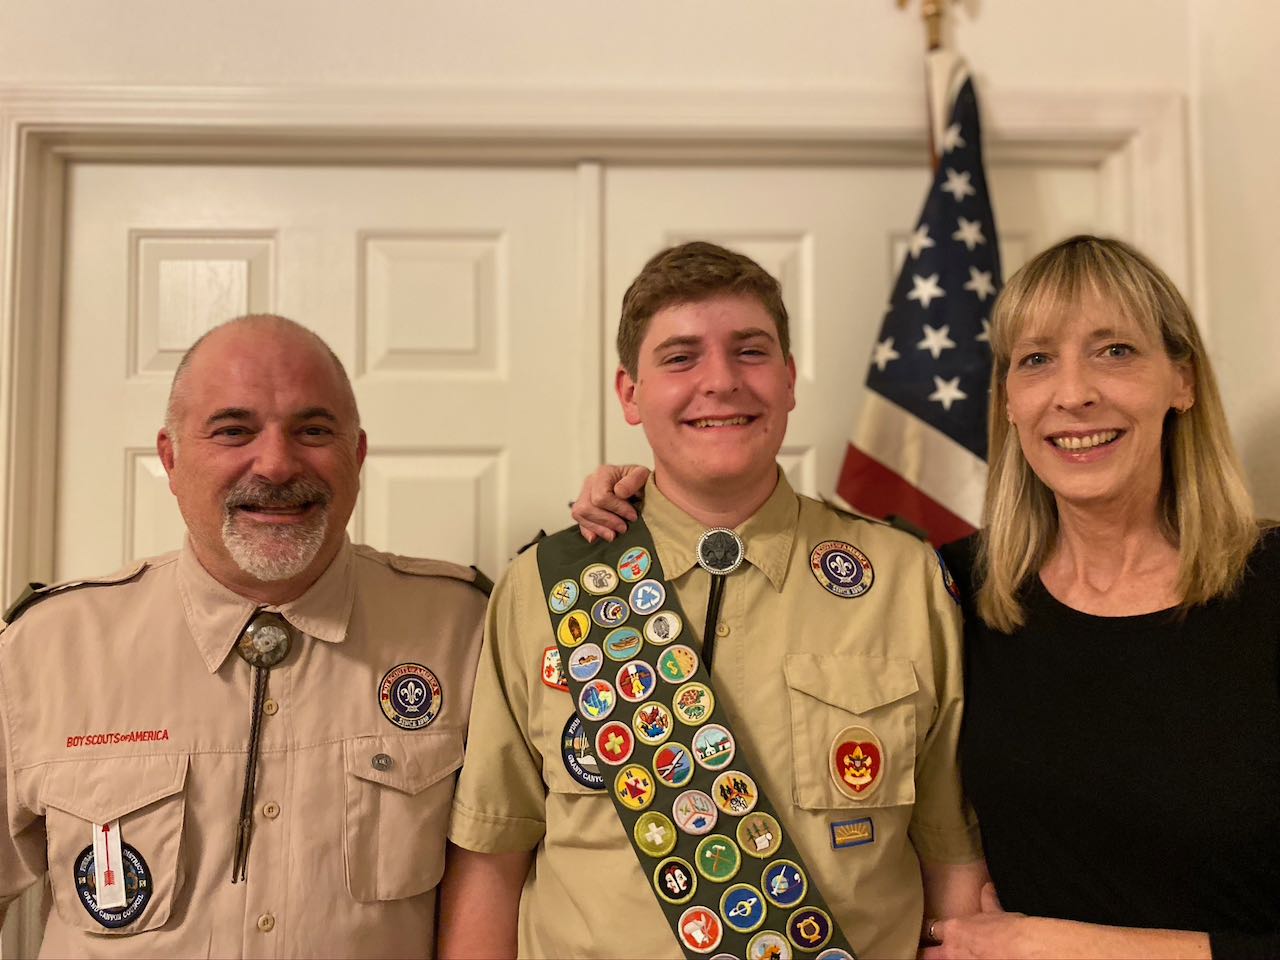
[{"xmin": 538, "ymin": 519, "xmax": 857, "ymax": 960}]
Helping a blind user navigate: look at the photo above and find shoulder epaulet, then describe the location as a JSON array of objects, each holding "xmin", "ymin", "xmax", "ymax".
[
  {"xmin": 2, "ymin": 560, "xmax": 149, "ymax": 626},
  {"xmin": 385, "ymin": 555, "xmax": 493, "ymax": 597},
  {"xmin": 817, "ymin": 496, "xmax": 930, "ymax": 541},
  {"xmin": 517, "ymin": 530, "xmax": 547, "ymax": 555}
]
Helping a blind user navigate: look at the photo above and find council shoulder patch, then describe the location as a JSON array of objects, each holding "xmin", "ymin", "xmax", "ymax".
[
  {"xmin": 809, "ymin": 541, "xmax": 874, "ymax": 598},
  {"xmin": 73, "ymin": 843, "xmax": 152, "ymax": 929},
  {"xmin": 379, "ymin": 662, "xmax": 443, "ymax": 730},
  {"xmin": 541, "ymin": 646, "xmax": 568, "ymax": 691},
  {"xmin": 935, "ymin": 549, "xmax": 962, "ymax": 605}
]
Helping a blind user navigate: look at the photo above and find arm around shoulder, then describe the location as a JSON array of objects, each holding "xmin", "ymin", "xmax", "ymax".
[{"xmin": 438, "ymin": 843, "xmax": 532, "ymax": 960}]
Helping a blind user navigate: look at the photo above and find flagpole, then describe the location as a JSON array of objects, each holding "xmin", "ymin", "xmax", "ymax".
[{"xmin": 897, "ymin": 0, "xmax": 953, "ymax": 168}]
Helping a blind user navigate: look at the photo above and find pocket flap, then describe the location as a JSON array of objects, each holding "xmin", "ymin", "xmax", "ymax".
[
  {"xmin": 345, "ymin": 731, "xmax": 463, "ymax": 795},
  {"xmin": 42, "ymin": 754, "xmax": 188, "ymax": 825},
  {"xmin": 784, "ymin": 653, "xmax": 918, "ymax": 714}
]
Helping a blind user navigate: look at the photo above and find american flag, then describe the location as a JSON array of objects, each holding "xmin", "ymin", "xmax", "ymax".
[{"xmin": 836, "ymin": 71, "xmax": 1002, "ymax": 546}]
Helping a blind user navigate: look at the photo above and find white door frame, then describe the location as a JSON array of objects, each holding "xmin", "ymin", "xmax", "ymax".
[{"xmin": 0, "ymin": 82, "xmax": 1186, "ymax": 958}]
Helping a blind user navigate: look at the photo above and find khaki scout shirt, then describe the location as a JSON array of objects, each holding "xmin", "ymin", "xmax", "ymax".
[
  {"xmin": 0, "ymin": 537, "xmax": 485, "ymax": 958},
  {"xmin": 450, "ymin": 474, "xmax": 980, "ymax": 960}
]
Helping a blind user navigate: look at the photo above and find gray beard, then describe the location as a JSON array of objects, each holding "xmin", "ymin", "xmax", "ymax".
[{"xmin": 220, "ymin": 476, "xmax": 331, "ymax": 583}]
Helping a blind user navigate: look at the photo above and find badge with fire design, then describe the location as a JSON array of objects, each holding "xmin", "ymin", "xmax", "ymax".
[{"xmin": 829, "ymin": 725, "xmax": 884, "ymax": 800}]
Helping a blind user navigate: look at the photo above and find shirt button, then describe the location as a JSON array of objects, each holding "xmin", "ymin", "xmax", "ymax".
[
  {"xmin": 262, "ymin": 698, "xmax": 279, "ymax": 716},
  {"xmin": 262, "ymin": 801, "xmax": 280, "ymax": 820},
  {"xmin": 371, "ymin": 753, "xmax": 394, "ymax": 771},
  {"xmin": 715, "ymin": 623, "xmax": 730, "ymax": 637},
  {"xmin": 257, "ymin": 913, "xmax": 275, "ymax": 933}
]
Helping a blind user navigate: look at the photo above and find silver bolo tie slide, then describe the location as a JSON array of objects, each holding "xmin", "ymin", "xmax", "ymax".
[
  {"xmin": 695, "ymin": 527, "xmax": 745, "ymax": 673},
  {"xmin": 231, "ymin": 611, "xmax": 296, "ymax": 883}
]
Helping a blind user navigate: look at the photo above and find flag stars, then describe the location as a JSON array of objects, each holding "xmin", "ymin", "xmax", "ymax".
[
  {"xmin": 917, "ymin": 324, "xmax": 957, "ymax": 360},
  {"xmin": 964, "ymin": 266, "xmax": 997, "ymax": 301},
  {"xmin": 952, "ymin": 217, "xmax": 986, "ymax": 251},
  {"xmin": 941, "ymin": 123, "xmax": 966, "ymax": 153},
  {"xmin": 906, "ymin": 224, "xmax": 935, "ymax": 259},
  {"xmin": 871, "ymin": 337, "xmax": 901, "ymax": 371},
  {"xmin": 907, "ymin": 273, "xmax": 946, "ymax": 309},
  {"xmin": 976, "ymin": 318, "xmax": 991, "ymax": 343},
  {"xmin": 941, "ymin": 168, "xmax": 977, "ymax": 202},
  {"xmin": 929, "ymin": 376, "xmax": 968, "ymax": 411}
]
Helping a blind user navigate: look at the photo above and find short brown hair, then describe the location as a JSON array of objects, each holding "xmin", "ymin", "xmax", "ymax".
[{"xmin": 616, "ymin": 241, "xmax": 790, "ymax": 376}]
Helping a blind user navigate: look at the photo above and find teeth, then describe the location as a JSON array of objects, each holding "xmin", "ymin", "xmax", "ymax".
[
  {"xmin": 691, "ymin": 417, "xmax": 750, "ymax": 428},
  {"xmin": 1051, "ymin": 430, "xmax": 1119, "ymax": 450}
]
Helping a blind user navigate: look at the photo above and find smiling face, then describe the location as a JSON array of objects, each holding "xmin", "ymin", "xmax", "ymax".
[
  {"xmin": 616, "ymin": 293, "xmax": 796, "ymax": 515},
  {"xmin": 157, "ymin": 319, "xmax": 367, "ymax": 601},
  {"xmin": 1004, "ymin": 296, "xmax": 1192, "ymax": 513}
]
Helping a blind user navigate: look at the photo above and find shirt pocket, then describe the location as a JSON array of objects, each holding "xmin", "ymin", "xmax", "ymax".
[
  {"xmin": 538, "ymin": 689, "xmax": 608, "ymax": 797},
  {"xmin": 343, "ymin": 730, "xmax": 463, "ymax": 902},
  {"xmin": 40, "ymin": 753, "xmax": 189, "ymax": 935},
  {"xmin": 784, "ymin": 653, "xmax": 919, "ymax": 810}
]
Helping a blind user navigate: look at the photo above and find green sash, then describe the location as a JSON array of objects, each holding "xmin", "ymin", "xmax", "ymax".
[{"xmin": 537, "ymin": 517, "xmax": 856, "ymax": 959}]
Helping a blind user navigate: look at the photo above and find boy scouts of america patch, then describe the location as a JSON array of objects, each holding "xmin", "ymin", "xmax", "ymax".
[
  {"xmin": 541, "ymin": 646, "xmax": 568, "ymax": 691},
  {"xmin": 829, "ymin": 725, "xmax": 884, "ymax": 799},
  {"xmin": 73, "ymin": 843, "xmax": 152, "ymax": 929},
  {"xmin": 809, "ymin": 541, "xmax": 874, "ymax": 598},
  {"xmin": 378, "ymin": 662, "xmax": 443, "ymax": 730}
]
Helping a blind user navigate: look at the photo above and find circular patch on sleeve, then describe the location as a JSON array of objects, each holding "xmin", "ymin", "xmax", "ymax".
[
  {"xmin": 808, "ymin": 541, "xmax": 874, "ymax": 598},
  {"xmin": 379, "ymin": 662, "xmax": 443, "ymax": 730},
  {"xmin": 829, "ymin": 724, "xmax": 884, "ymax": 799},
  {"xmin": 73, "ymin": 843, "xmax": 152, "ymax": 929},
  {"xmin": 644, "ymin": 610, "xmax": 683, "ymax": 646},
  {"xmin": 560, "ymin": 715, "xmax": 605, "ymax": 790}
]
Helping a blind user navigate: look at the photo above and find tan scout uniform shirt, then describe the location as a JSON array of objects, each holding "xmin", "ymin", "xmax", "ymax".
[
  {"xmin": 450, "ymin": 474, "xmax": 980, "ymax": 960},
  {"xmin": 0, "ymin": 537, "xmax": 486, "ymax": 959}
]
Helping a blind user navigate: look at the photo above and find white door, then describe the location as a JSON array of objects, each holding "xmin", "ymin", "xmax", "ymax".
[
  {"xmin": 602, "ymin": 162, "xmax": 1121, "ymax": 497},
  {"xmin": 57, "ymin": 162, "xmax": 596, "ymax": 580}
]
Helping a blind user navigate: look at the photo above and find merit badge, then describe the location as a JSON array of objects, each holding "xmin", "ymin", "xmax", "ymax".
[
  {"xmin": 578, "ymin": 679, "xmax": 616, "ymax": 721},
  {"xmin": 379, "ymin": 663, "xmax": 443, "ymax": 730},
  {"xmin": 618, "ymin": 546, "xmax": 652, "ymax": 583},
  {"xmin": 654, "ymin": 856, "xmax": 697, "ymax": 905},
  {"xmin": 548, "ymin": 578, "xmax": 579, "ymax": 613},
  {"xmin": 672, "ymin": 682, "xmax": 714, "ymax": 726},
  {"xmin": 721, "ymin": 883, "xmax": 767, "ymax": 934},
  {"xmin": 697, "ymin": 528, "xmax": 745, "ymax": 575},
  {"xmin": 73, "ymin": 843, "xmax": 151, "ymax": 929},
  {"xmin": 658, "ymin": 644, "xmax": 698, "ymax": 683},
  {"xmin": 762, "ymin": 859, "xmax": 807, "ymax": 908},
  {"xmin": 809, "ymin": 541, "xmax": 874, "ymax": 599},
  {"xmin": 616, "ymin": 659, "xmax": 657, "ymax": 702},
  {"xmin": 692, "ymin": 724, "xmax": 735, "ymax": 770},
  {"xmin": 712, "ymin": 770, "xmax": 758, "ymax": 816},
  {"xmin": 936, "ymin": 550, "xmax": 962, "ymax": 605},
  {"xmin": 561, "ymin": 715, "xmax": 605, "ymax": 790},
  {"xmin": 568, "ymin": 643, "xmax": 604, "ymax": 682},
  {"xmin": 653, "ymin": 742, "xmax": 694, "ymax": 789},
  {"xmin": 787, "ymin": 906, "xmax": 833, "ymax": 952},
  {"xmin": 581, "ymin": 562, "xmax": 619, "ymax": 595},
  {"xmin": 603, "ymin": 626, "xmax": 644, "ymax": 661},
  {"xmin": 678, "ymin": 905, "xmax": 724, "ymax": 954},
  {"xmin": 644, "ymin": 610, "xmax": 683, "ymax": 646},
  {"xmin": 816, "ymin": 950, "xmax": 856, "ymax": 960},
  {"xmin": 628, "ymin": 578, "xmax": 666, "ymax": 615},
  {"xmin": 634, "ymin": 701, "xmax": 674, "ymax": 746},
  {"xmin": 830, "ymin": 725, "xmax": 884, "ymax": 799},
  {"xmin": 830, "ymin": 817, "xmax": 874, "ymax": 849},
  {"xmin": 615, "ymin": 764, "xmax": 656, "ymax": 811},
  {"xmin": 694, "ymin": 834, "xmax": 741, "ymax": 883},
  {"xmin": 737, "ymin": 812, "xmax": 783, "ymax": 859},
  {"xmin": 541, "ymin": 647, "xmax": 568, "ymax": 691},
  {"xmin": 596, "ymin": 720, "xmax": 635, "ymax": 766},
  {"xmin": 557, "ymin": 610, "xmax": 591, "ymax": 648},
  {"xmin": 748, "ymin": 931, "xmax": 793, "ymax": 960},
  {"xmin": 634, "ymin": 811, "xmax": 678, "ymax": 858},
  {"xmin": 591, "ymin": 596, "xmax": 629, "ymax": 628},
  {"xmin": 672, "ymin": 789, "xmax": 719, "ymax": 835}
]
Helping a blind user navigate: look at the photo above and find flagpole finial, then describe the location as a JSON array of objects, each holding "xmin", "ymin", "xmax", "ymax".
[{"xmin": 896, "ymin": 0, "xmax": 953, "ymax": 51}]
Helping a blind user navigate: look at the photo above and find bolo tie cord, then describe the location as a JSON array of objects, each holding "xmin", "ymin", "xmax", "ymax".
[{"xmin": 701, "ymin": 573, "xmax": 727, "ymax": 673}]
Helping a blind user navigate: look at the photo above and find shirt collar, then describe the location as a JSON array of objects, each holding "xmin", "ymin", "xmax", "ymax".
[
  {"xmin": 177, "ymin": 536, "xmax": 356, "ymax": 673},
  {"xmin": 640, "ymin": 470, "xmax": 798, "ymax": 591}
]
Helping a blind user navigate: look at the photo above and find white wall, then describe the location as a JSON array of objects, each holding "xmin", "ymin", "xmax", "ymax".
[{"xmin": 0, "ymin": 0, "xmax": 1272, "ymax": 518}]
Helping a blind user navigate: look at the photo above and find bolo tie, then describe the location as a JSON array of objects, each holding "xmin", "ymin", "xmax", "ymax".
[
  {"xmin": 695, "ymin": 528, "xmax": 746, "ymax": 672},
  {"xmin": 230, "ymin": 610, "xmax": 296, "ymax": 883}
]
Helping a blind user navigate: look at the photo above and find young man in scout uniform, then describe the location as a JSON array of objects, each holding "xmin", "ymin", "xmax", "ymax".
[
  {"xmin": 0, "ymin": 316, "xmax": 487, "ymax": 956},
  {"xmin": 441, "ymin": 242, "xmax": 986, "ymax": 959}
]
